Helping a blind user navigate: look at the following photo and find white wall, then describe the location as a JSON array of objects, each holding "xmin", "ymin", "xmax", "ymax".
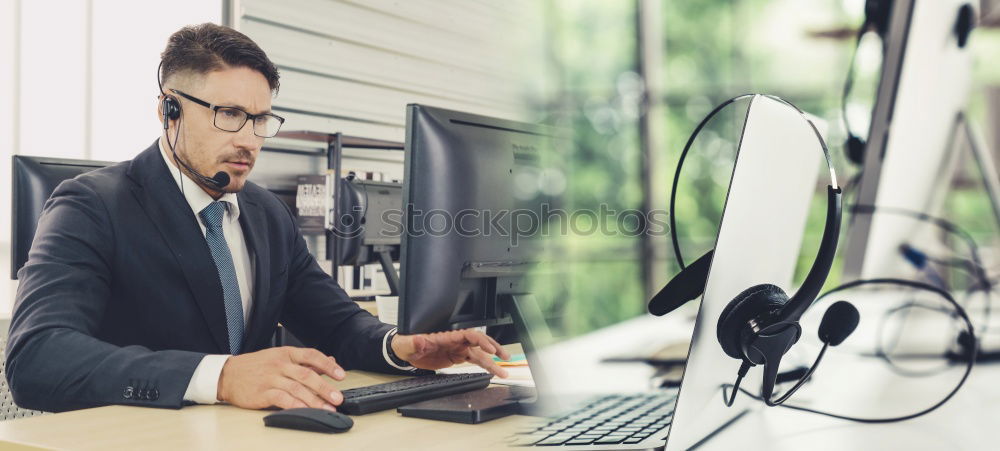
[
  {"xmin": 237, "ymin": 0, "xmax": 538, "ymax": 145},
  {"xmin": 1, "ymin": 0, "xmax": 18, "ymax": 312},
  {"xmin": 1, "ymin": 0, "xmax": 223, "ymax": 316},
  {"xmin": 233, "ymin": 0, "xmax": 542, "ymax": 260},
  {"xmin": 90, "ymin": 1, "xmax": 221, "ymax": 161}
]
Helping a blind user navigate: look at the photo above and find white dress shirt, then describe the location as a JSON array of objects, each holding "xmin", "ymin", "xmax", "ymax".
[
  {"xmin": 159, "ymin": 140, "xmax": 409, "ymax": 405},
  {"xmin": 159, "ymin": 140, "xmax": 253, "ymax": 404}
]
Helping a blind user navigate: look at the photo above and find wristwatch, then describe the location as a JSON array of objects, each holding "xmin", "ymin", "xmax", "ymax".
[{"xmin": 385, "ymin": 329, "xmax": 412, "ymax": 367}]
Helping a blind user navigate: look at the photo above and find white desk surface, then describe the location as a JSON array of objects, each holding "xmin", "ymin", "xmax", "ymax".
[{"xmin": 536, "ymin": 297, "xmax": 1000, "ymax": 451}]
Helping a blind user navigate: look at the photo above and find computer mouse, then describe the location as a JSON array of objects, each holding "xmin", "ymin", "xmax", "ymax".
[{"xmin": 263, "ymin": 408, "xmax": 354, "ymax": 433}]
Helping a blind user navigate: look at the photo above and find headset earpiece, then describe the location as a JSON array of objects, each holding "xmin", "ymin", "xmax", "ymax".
[
  {"xmin": 161, "ymin": 95, "xmax": 181, "ymax": 128},
  {"xmin": 716, "ymin": 284, "xmax": 790, "ymax": 360},
  {"xmin": 156, "ymin": 60, "xmax": 180, "ymax": 126}
]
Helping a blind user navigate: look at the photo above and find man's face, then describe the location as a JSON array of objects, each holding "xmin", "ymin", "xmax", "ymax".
[{"xmin": 161, "ymin": 66, "xmax": 272, "ymax": 194}]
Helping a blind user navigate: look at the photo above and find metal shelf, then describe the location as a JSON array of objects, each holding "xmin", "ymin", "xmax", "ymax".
[{"xmin": 271, "ymin": 130, "xmax": 404, "ymax": 271}]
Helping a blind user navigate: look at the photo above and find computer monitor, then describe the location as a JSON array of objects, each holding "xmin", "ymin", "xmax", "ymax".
[
  {"xmin": 397, "ymin": 104, "xmax": 564, "ymax": 351},
  {"xmin": 842, "ymin": 0, "xmax": 975, "ymax": 278},
  {"xmin": 11, "ymin": 155, "xmax": 112, "ymax": 279},
  {"xmin": 334, "ymin": 176, "xmax": 403, "ymax": 294}
]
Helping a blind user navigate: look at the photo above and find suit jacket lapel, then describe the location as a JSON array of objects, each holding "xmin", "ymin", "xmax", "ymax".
[
  {"xmin": 237, "ymin": 191, "xmax": 271, "ymax": 353},
  {"xmin": 127, "ymin": 142, "xmax": 230, "ymax": 353}
]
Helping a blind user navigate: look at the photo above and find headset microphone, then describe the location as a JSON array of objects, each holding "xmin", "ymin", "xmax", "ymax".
[
  {"xmin": 178, "ymin": 160, "xmax": 229, "ymax": 191},
  {"xmin": 818, "ymin": 301, "xmax": 860, "ymax": 346}
]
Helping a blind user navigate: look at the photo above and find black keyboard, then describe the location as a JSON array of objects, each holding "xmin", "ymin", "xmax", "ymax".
[
  {"xmin": 509, "ymin": 392, "xmax": 676, "ymax": 447},
  {"xmin": 339, "ymin": 372, "xmax": 494, "ymax": 415}
]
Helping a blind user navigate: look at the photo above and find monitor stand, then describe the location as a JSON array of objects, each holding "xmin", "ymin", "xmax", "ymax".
[
  {"xmin": 956, "ymin": 112, "xmax": 1000, "ymax": 232},
  {"xmin": 373, "ymin": 245, "xmax": 400, "ymax": 296},
  {"xmin": 947, "ymin": 113, "xmax": 1000, "ymax": 363}
]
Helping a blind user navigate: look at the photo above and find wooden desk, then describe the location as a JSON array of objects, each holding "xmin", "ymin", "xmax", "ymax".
[{"xmin": 0, "ymin": 368, "xmax": 530, "ymax": 450}]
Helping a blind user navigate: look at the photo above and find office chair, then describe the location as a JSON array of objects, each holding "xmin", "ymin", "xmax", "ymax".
[{"xmin": 0, "ymin": 321, "xmax": 46, "ymax": 421}]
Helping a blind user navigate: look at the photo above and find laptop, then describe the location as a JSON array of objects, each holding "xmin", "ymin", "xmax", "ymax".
[{"xmin": 506, "ymin": 96, "xmax": 826, "ymax": 450}]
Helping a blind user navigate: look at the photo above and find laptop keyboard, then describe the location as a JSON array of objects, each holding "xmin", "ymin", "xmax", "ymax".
[{"xmin": 509, "ymin": 391, "xmax": 677, "ymax": 447}]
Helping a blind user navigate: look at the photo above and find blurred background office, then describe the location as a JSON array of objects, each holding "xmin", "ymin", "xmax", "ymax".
[{"xmin": 3, "ymin": 0, "xmax": 1000, "ymax": 343}]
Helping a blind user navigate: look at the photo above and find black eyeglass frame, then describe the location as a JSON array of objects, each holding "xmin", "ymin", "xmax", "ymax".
[{"xmin": 170, "ymin": 88, "xmax": 285, "ymax": 138}]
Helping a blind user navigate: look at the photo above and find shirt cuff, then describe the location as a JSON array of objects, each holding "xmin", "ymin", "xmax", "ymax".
[
  {"xmin": 382, "ymin": 327, "xmax": 415, "ymax": 371},
  {"xmin": 183, "ymin": 354, "xmax": 231, "ymax": 404}
]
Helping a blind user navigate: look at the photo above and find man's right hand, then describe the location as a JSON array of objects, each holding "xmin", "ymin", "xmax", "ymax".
[{"xmin": 217, "ymin": 347, "xmax": 346, "ymax": 410}]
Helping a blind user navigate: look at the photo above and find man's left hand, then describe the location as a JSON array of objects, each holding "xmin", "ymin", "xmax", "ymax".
[{"xmin": 391, "ymin": 329, "xmax": 512, "ymax": 378}]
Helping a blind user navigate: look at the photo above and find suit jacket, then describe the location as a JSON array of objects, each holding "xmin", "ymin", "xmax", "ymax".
[{"xmin": 6, "ymin": 141, "xmax": 396, "ymax": 412}]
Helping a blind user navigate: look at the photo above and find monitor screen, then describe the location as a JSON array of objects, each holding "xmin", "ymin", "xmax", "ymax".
[
  {"xmin": 397, "ymin": 104, "xmax": 566, "ymax": 335},
  {"xmin": 842, "ymin": 0, "xmax": 974, "ymax": 278}
]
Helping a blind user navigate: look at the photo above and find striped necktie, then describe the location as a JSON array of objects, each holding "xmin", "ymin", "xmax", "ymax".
[{"xmin": 198, "ymin": 201, "xmax": 244, "ymax": 354}]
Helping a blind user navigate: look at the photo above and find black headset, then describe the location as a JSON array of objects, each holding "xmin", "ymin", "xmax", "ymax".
[
  {"xmin": 842, "ymin": 0, "xmax": 891, "ymax": 166},
  {"xmin": 843, "ymin": 0, "xmax": 975, "ymax": 166},
  {"xmin": 648, "ymin": 94, "xmax": 854, "ymax": 406},
  {"xmin": 157, "ymin": 61, "xmax": 230, "ymax": 191}
]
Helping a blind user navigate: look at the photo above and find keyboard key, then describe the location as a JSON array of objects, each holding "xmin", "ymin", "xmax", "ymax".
[
  {"xmin": 536, "ymin": 434, "xmax": 577, "ymax": 446},
  {"xmin": 624, "ymin": 437, "xmax": 644, "ymax": 444},
  {"xmin": 508, "ymin": 434, "xmax": 550, "ymax": 446},
  {"xmin": 567, "ymin": 438, "xmax": 597, "ymax": 445},
  {"xmin": 595, "ymin": 435, "xmax": 628, "ymax": 445}
]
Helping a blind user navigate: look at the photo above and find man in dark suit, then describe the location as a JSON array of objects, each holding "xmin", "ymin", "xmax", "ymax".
[{"xmin": 6, "ymin": 23, "xmax": 509, "ymax": 413}]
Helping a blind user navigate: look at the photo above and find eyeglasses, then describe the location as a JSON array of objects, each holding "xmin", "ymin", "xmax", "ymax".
[{"xmin": 170, "ymin": 89, "xmax": 285, "ymax": 138}]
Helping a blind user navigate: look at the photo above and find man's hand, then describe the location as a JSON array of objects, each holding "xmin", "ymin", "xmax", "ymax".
[
  {"xmin": 391, "ymin": 329, "xmax": 512, "ymax": 378},
  {"xmin": 217, "ymin": 347, "xmax": 346, "ymax": 410}
]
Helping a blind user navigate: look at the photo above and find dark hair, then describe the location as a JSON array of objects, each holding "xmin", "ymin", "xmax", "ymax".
[{"xmin": 160, "ymin": 23, "xmax": 280, "ymax": 93}]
